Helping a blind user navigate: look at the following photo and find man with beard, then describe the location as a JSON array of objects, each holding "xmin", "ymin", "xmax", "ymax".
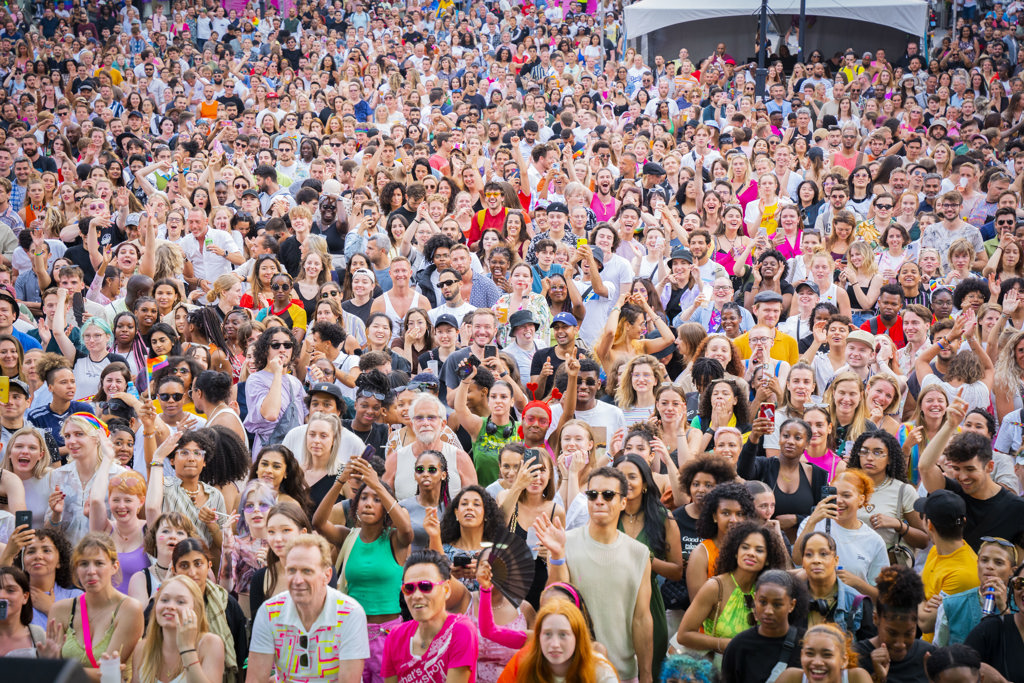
[
  {"xmin": 450, "ymin": 244, "xmax": 501, "ymax": 308},
  {"xmin": 383, "ymin": 393, "xmax": 477, "ymax": 500},
  {"xmin": 429, "ymin": 267, "xmax": 473, "ymax": 326},
  {"xmin": 584, "ymin": 167, "xmax": 618, "ymax": 223},
  {"xmin": 906, "ymin": 319, "xmax": 956, "ymax": 400},
  {"xmin": 687, "ymin": 230, "xmax": 728, "ymax": 285},
  {"xmin": 861, "ymin": 285, "xmax": 906, "ymax": 348},
  {"xmin": 440, "ymin": 308, "xmax": 505, "ymax": 405},
  {"xmin": 921, "ymin": 191, "xmax": 986, "ymax": 271}
]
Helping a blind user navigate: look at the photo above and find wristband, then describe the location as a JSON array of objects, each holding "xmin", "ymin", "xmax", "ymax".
[
  {"xmin": 548, "ymin": 557, "xmax": 566, "ymax": 566},
  {"xmin": 179, "ymin": 649, "xmax": 197, "ymax": 655}
]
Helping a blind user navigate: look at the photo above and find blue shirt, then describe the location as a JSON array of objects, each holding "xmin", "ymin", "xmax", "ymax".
[{"xmin": 28, "ymin": 401, "xmax": 94, "ymax": 448}]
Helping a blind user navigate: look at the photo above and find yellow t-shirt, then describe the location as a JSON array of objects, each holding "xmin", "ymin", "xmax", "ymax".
[
  {"xmin": 734, "ymin": 330, "xmax": 800, "ymax": 366},
  {"xmin": 922, "ymin": 542, "xmax": 979, "ymax": 640}
]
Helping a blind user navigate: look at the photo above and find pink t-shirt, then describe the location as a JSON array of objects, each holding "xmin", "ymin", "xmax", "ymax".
[{"xmin": 381, "ymin": 613, "xmax": 479, "ymax": 683}]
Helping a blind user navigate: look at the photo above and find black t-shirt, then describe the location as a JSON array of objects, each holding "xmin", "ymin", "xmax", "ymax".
[
  {"xmin": 672, "ymin": 505, "xmax": 701, "ymax": 561},
  {"xmin": 529, "ymin": 346, "xmax": 564, "ymax": 379},
  {"xmin": 855, "ymin": 638, "xmax": 932, "ymax": 683},
  {"xmin": 341, "ymin": 299, "xmax": 372, "ymax": 325},
  {"xmin": 965, "ymin": 615, "xmax": 1024, "ymax": 682},
  {"xmin": 342, "ymin": 419, "xmax": 389, "ymax": 454},
  {"xmin": 64, "ymin": 244, "xmax": 96, "ymax": 285},
  {"xmin": 721, "ymin": 627, "xmax": 804, "ymax": 683},
  {"xmin": 943, "ymin": 476, "xmax": 1024, "ymax": 550}
]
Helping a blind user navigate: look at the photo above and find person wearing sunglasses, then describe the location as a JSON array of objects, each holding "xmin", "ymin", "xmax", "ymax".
[
  {"xmin": 255, "ymin": 274, "xmax": 307, "ymax": 344},
  {"xmin": 381, "ymin": 550, "xmax": 477, "ymax": 683},
  {"xmin": 243, "ymin": 327, "xmax": 308, "ymax": 454},
  {"xmin": 249, "ymin": 534, "xmax": 370, "ymax": 683},
  {"xmin": 220, "ymin": 480, "xmax": 276, "ymax": 608},
  {"xmin": 535, "ymin": 466, "xmax": 656, "ymax": 683}
]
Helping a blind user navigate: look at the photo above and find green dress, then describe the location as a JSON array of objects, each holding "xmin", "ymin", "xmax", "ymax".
[
  {"xmin": 620, "ymin": 509, "xmax": 669, "ymax": 681},
  {"xmin": 472, "ymin": 420, "xmax": 520, "ymax": 487}
]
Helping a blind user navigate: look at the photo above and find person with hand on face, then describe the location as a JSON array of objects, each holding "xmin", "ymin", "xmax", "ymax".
[
  {"xmin": 243, "ymin": 327, "xmax": 308, "ymax": 454},
  {"xmin": 248, "ymin": 535, "xmax": 369, "ymax": 683},
  {"xmin": 129, "ymin": 575, "xmax": 225, "ymax": 683}
]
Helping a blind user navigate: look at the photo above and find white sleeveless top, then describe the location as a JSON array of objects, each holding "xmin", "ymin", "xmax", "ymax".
[
  {"xmin": 394, "ymin": 442, "xmax": 462, "ymax": 500},
  {"xmin": 383, "ymin": 290, "xmax": 429, "ymax": 341}
]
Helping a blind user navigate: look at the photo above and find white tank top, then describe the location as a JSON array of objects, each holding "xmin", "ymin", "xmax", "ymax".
[
  {"xmin": 394, "ymin": 442, "xmax": 463, "ymax": 500},
  {"xmin": 383, "ymin": 290, "xmax": 429, "ymax": 341}
]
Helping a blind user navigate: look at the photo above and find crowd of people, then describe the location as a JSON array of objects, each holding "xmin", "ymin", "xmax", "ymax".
[{"xmin": 0, "ymin": 0, "xmax": 1021, "ymax": 682}]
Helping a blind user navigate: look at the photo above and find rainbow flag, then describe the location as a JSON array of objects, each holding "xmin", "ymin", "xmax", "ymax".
[{"xmin": 147, "ymin": 355, "xmax": 168, "ymax": 381}]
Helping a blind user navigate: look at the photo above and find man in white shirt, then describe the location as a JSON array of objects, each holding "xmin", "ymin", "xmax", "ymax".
[
  {"xmin": 574, "ymin": 246, "xmax": 616, "ymax": 345},
  {"xmin": 179, "ymin": 209, "xmax": 243, "ymax": 292}
]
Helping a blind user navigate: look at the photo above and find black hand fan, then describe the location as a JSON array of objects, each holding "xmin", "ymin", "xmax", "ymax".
[{"xmin": 481, "ymin": 530, "xmax": 535, "ymax": 606}]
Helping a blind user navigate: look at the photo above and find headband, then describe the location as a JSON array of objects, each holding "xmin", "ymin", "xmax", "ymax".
[
  {"xmin": 71, "ymin": 412, "xmax": 109, "ymax": 437},
  {"xmin": 546, "ymin": 582, "xmax": 582, "ymax": 609}
]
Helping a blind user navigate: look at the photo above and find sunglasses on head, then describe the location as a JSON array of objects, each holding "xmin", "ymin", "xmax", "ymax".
[
  {"xmin": 159, "ymin": 392, "xmax": 185, "ymax": 402},
  {"xmin": 395, "ymin": 381, "xmax": 439, "ymax": 394},
  {"xmin": 270, "ymin": 341, "xmax": 294, "ymax": 350},
  {"xmin": 415, "ymin": 465, "xmax": 439, "ymax": 474},
  {"xmin": 584, "ymin": 489, "xmax": 618, "ymax": 501},
  {"xmin": 357, "ymin": 389, "xmax": 387, "ymax": 400},
  {"xmin": 401, "ymin": 580, "xmax": 446, "ymax": 596}
]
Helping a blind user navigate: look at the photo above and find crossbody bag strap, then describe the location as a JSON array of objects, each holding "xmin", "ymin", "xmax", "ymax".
[{"xmin": 79, "ymin": 595, "xmax": 100, "ymax": 668}]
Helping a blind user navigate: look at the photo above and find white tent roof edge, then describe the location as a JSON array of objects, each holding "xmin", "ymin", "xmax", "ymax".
[{"xmin": 623, "ymin": 0, "xmax": 928, "ymax": 40}]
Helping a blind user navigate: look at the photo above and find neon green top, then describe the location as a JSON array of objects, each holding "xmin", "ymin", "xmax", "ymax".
[{"xmin": 703, "ymin": 574, "xmax": 754, "ymax": 638}]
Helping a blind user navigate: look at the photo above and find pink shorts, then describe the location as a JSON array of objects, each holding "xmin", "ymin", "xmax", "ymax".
[{"xmin": 364, "ymin": 617, "xmax": 403, "ymax": 683}]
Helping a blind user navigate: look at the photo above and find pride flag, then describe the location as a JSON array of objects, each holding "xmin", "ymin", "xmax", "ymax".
[{"xmin": 147, "ymin": 355, "xmax": 168, "ymax": 381}]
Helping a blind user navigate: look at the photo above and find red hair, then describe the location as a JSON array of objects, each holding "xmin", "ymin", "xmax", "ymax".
[{"xmin": 516, "ymin": 600, "xmax": 605, "ymax": 683}]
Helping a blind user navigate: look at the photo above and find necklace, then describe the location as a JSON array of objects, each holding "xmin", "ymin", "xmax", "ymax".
[
  {"xmin": 181, "ymin": 484, "xmax": 201, "ymax": 503},
  {"xmin": 624, "ymin": 509, "xmax": 643, "ymax": 525}
]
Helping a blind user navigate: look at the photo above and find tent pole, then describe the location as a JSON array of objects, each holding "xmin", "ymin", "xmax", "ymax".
[
  {"xmin": 799, "ymin": 0, "xmax": 806, "ymax": 58},
  {"xmin": 756, "ymin": 0, "xmax": 769, "ymax": 99}
]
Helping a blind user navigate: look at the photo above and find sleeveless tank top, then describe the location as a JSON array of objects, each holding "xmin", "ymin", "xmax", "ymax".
[
  {"xmin": 703, "ymin": 575, "xmax": 754, "ymax": 638},
  {"xmin": 344, "ymin": 531, "xmax": 404, "ymax": 616},
  {"xmin": 114, "ymin": 545, "xmax": 150, "ymax": 595},
  {"xmin": 62, "ymin": 598, "xmax": 126, "ymax": 666},
  {"xmin": 383, "ymin": 290, "xmax": 428, "ymax": 341},
  {"xmin": 394, "ymin": 442, "xmax": 462, "ymax": 500}
]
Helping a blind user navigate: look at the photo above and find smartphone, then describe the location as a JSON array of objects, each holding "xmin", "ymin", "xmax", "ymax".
[
  {"xmin": 363, "ymin": 208, "xmax": 373, "ymax": 217},
  {"xmin": 524, "ymin": 448, "xmax": 543, "ymax": 467},
  {"xmin": 359, "ymin": 445, "xmax": 375, "ymax": 460},
  {"xmin": 0, "ymin": 599, "xmax": 7, "ymax": 620},
  {"xmin": 14, "ymin": 510, "xmax": 31, "ymax": 530},
  {"xmin": 758, "ymin": 402, "xmax": 776, "ymax": 424},
  {"xmin": 576, "ymin": 237, "xmax": 588, "ymax": 248},
  {"xmin": 821, "ymin": 486, "xmax": 837, "ymax": 500},
  {"xmin": 453, "ymin": 555, "xmax": 472, "ymax": 568},
  {"xmin": 484, "ymin": 345, "xmax": 498, "ymax": 359}
]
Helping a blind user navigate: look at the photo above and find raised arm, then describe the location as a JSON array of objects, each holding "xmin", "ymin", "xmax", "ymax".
[
  {"xmin": 452, "ymin": 362, "xmax": 485, "ymax": 437},
  {"xmin": 918, "ymin": 394, "xmax": 967, "ymax": 493},
  {"xmin": 51, "ymin": 288, "xmax": 78, "ymax": 363},
  {"xmin": 145, "ymin": 432, "xmax": 183, "ymax": 526}
]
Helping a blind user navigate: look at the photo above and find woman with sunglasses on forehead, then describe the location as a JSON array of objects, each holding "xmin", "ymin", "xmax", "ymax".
[
  {"xmin": 345, "ymin": 371, "xmax": 393, "ymax": 456},
  {"xmin": 218, "ymin": 480, "xmax": 275, "ymax": 612},
  {"xmin": 382, "ymin": 550, "xmax": 478, "ymax": 683},
  {"xmin": 314, "ymin": 453, "xmax": 413, "ymax": 683},
  {"xmin": 243, "ymin": 327, "xmax": 308, "ymax": 454},
  {"xmin": 935, "ymin": 536, "xmax": 1019, "ymax": 646}
]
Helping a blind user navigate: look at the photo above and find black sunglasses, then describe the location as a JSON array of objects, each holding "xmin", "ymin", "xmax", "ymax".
[
  {"xmin": 270, "ymin": 283, "xmax": 291, "ymax": 291},
  {"xmin": 158, "ymin": 392, "xmax": 185, "ymax": 402},
  {"xmin": 415, "ymin": 465, "xmax": 439, "ymax": 474},
  {"xmin": 357, "ymin": 389, "xmax": 387, "ymax": 401},
  {"xmin": 270, "ymin": 341, "xmax": 294, "ymax": 350},
  {"xmin": 395, "ymin": 381, "xmax": 439, "ymax": 394},
  {"xmin": 584, "ymin": 489, "xmax": 618, "ymax": 501},
  {"xmin": 321, "ymin": 291, "xmax": 341, "ymax": 298},
  {"xmin": 438, "ymin": 279, "xmax": 458, "ymax": 287}
]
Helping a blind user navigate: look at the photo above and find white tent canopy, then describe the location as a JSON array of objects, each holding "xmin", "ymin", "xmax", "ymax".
[{"xmin": 624, "ymin": 0, "xmax": 928, "ymax": 65}]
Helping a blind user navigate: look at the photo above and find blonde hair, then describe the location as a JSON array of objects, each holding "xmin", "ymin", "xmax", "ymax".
[
  {"xmin": 204, "ymin": 272, "xmax": 242, "ymax": 303},
  {"xmin": 615, "ymin": 354, "xmax": 666, "ymax": 409},
  {"xmin": 289, "ymin": 205, "xmax": 313, "ymax": 222},
  {"xmin": 284, "ymin": 533, "xmax": 333, "ymax": 568},
  {"xmin": 137, "ymin": 576, "xmax": 210, "ymax": 683},
  {"xmin": 847, "ymin": 241, "xmax": 878, "ymax": 276},
  {"xmin": 0, "ymin": 427, "xmax": 51, "ymax": 479},
  {"xmin": 304, "ymin": 412, "xmax": 344, "ymax": 473}
]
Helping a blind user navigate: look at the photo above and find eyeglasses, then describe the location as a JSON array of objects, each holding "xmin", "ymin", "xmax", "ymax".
[
  {"xmin": 321, "ymin": 290, "xmax": 341, "ymax": 298},
  {"xmin": 860, "ymin": 448, "xmax": 888, "ymax": 458},
  {"xmin": 584, "ymin": 489, "xmax": 619, "ymax": 501},
  {"xmin": 270, "ymin": 341, "xmax": 295, "ymax": 350},
  {"xmin": 749, "ymin": 336, "xmax": 771, "ymax": 345},
  {"xmin": 438, "ymin": 279, "xmax": 458, "ymax": 288},
  {"xmin": 244, "ymin": 502, "xmax": 272, "ymax": 513},
  {"xmin": 159, "ymin": 393, "xmax": 185, "ymax": 402},
  {"xmin": 176, "ymin": 448, "xmax": 205, "ymax": 459},
  {"xmin": 401, "ymin": 580, "xmax": 446, "ymax": 595},
  {"xmin": 412, "ymin": 414, "xmax": 441, "ymax": 423},
  {"xmin": 415, "ymin": 465, "xmax": 439, "ymax": 474},
  {"xmin": 270, "ymin": 283, "xmax": 291, "ymax": 291}
]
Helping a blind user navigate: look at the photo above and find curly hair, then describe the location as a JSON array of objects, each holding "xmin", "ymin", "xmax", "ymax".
[
  {"xmin": 714, "ymin": 520, "xmax": 789, "ymax": 575},
  {"xmin": 691, "ymin": 334, "xmax": 745, "ymax": 377},
  {"xmin": 351, "ymin": 479, "xmax": 399, "ymax": 531},
  {"xmin": 698, "ymin": 378, "xmax": 750, "ymax": 429},
  {"xmin": 252, "ymin": 326, "xmax": 299, "ymax": 371},
  {"xmin": 201, "ymin": 425, "xmax": 253, "ymax": 488},
  {"xmin": 20, "ymin": 527, "xmax": 74, "ymax": 589},
  {"xmin": 679, "ymin": 455, "xmax": 737, "ymax": 494},
  {"xmin": 249, "ymin": 445, "xmax": 313, "ymax": 514},
  {"xmin": 661, "ymin": 655, "xmax": 719, "ymax": 683},
  {"xmin": 439, "ymin": 485, "xmax": 505, "ymax": 545},
  {"xmin": 875, "ymin": 565, "xmax": 925, "ymax": 618},
  {"xmin": 847, "ymin": 430, "xmax": 908, "ymax": 482},
  {"xmin": 696, "ymin": 482, "xmax": 756, "ymax": 539}
]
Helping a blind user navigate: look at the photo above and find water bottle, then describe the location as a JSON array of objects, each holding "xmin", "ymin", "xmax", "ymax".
[
  {"xmin": 126, "ymin": 381, "xmax": 140, "ymax": 400},
  {"xmin": 982, "ymin": 586, "xmax": 997, "ymax": 616}
]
